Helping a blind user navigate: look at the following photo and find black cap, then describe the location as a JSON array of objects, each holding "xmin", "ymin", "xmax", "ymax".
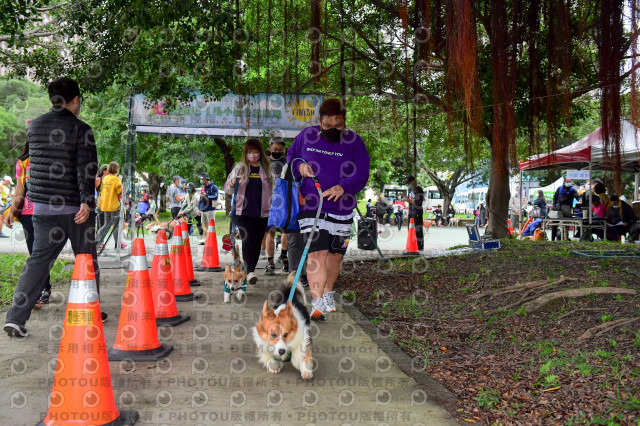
[
  {"xmin": 592, "ymin": 178, "xmax": 603, "ymax": 184},
  {"xmin": 200, "ymin": 172, "xmax": 209, "ymax": 180},
  {"xmin": 187, "ymin": 182, "xmax": 196, "ymax": 190},
  {"xmin": 405, "ymin": 175, "xmax": 416, "ymax": 184}
]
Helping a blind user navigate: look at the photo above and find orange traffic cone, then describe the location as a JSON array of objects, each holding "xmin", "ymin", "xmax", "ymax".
[
  {"xmin": 170, "ymin": 230, "xmax": 195, "ymax": 302},
  {"xmin": 198, "ymin": 217, "xmax": 224, "ymax": 272},
  {"xmin": 180, "ymin": 221, "xmax": 201, "ymax": 286},
  {"xmin": 508, "ymin": 219, "xmax": 514, "ymax": 236},
  {"xmin": 108, "ymin": 238, "xmax": 173, "ymax": 361},
  {"xmin": 39, "ymin": 254, "xmax": 138, "ymax": 426},
  {"xmin": 150, "ymin": 230, "xmax": 190, "ymax": 327},
  {"xmin": 404, "ymin": 218, "xmax": 420, "ymax": 255}
]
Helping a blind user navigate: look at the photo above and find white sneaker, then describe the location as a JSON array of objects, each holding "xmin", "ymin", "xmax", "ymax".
[
  {"xmin": 310, "ymin": 298, "xmax": 326, "ymax": 321},
  {"xmin": 199, "ymin": 239, "xmax": 205, "ymax": 245},
  {"xmin": 247, "ymin": 272, "xmax": 258, "ymax": 285},
  {"xmin": 323, "ymin": 292, "xmax": 337, "ymax": 313}
]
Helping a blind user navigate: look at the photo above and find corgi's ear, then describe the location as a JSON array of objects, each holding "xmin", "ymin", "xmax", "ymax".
[
  {"xmin": 284, "ymin": 300, "xmax": 293, "ymax": 314},
  {"xmin": 262, "ymin": 300, "xmax": 269, "ymax": 317},
  {"xmin": 225, "ymin": 264, "xmax": 230, "ymax": 273}
]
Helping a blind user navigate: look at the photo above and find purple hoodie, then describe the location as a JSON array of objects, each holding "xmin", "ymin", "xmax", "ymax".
[{"xmin": 287, "ymin": 125, "xmax": 370, "ymax": 215}]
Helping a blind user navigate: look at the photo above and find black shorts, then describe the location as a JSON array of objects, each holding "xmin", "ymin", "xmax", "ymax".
[{"xmin": 307, "ymin": 229, "xmax": 350, "ymax": 255}]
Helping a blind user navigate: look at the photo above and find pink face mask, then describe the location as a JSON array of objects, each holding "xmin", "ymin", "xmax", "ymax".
[{"xmin": 247, "ymin": 153, "xmax": 260, "ymax": 162}]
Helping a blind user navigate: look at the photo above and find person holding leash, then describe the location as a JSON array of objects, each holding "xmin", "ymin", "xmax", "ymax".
[{"xmin": 288, "ymin": 98, "xmax": 370, "ymax": 321}]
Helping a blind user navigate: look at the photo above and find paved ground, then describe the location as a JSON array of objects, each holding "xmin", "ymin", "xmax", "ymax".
[{"xmin": 0, "ymin": 223, "xmax": 464, "ymax": 426}]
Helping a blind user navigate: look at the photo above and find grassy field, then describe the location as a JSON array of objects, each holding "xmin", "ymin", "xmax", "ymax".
[{"xmin": 0, "ymin": 254, "xmax": 73, "ymax": 304}]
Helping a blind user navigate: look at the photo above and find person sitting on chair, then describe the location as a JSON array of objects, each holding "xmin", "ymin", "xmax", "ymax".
[{"xmin": 605, "ymin": 195, "xmax": 637, "ymax": 241}]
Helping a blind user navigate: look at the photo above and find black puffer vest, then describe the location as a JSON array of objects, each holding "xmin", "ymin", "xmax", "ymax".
[{"xmin": 27, "ymin": 107, "xmax": 98, "ymax": 208}]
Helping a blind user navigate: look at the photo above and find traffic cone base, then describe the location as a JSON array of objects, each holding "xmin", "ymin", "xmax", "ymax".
[
  {"xmin": 107, "ymin": 344, "xmax": 173, "ymax": 362},
  {"xmin": 189, "ymin": 278, "xmax": 202, "ymax": 287},
  {"xmin": 198, "ymin": 218, "xmax": 224, "ymax": 271},
  {"xmin": 38, "ymin": 410, "xmax": 139, "ymax": 426},
  {"xmin": 156, "ymin": 314, "xmax": 191, "ymax": 327}
]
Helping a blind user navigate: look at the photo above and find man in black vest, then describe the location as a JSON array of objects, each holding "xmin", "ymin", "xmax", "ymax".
[{"xmin": 4, "ymin": 77, "xmax": 102, "ymax": 338}]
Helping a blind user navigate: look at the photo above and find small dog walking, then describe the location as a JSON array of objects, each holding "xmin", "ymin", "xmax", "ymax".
[
  {"xmin": 252, "ymin": 278, "xmax": 313, "ymax": 379},
  {"xmin": 223, "ymin": 245, "xmax": 247, "ymax": 303}
]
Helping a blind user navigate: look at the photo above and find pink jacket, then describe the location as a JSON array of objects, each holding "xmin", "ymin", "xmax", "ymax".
[{"xmin": 224, "ymin": 162, "xmax": 274, "ymax": 217}]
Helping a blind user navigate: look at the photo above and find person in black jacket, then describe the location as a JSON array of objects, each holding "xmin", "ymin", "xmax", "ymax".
[
  {"xmin": 606, "ymin": 195, "xmax": 638, "ymax": 241},
  {"xmin": 4, "ymin": 77, "xmax": 102, "ymax": 338}
]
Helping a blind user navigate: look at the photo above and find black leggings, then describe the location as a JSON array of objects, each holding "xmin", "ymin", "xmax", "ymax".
[
  {"xmin": 235, "ymin": 215, "xmax": 268, "ymax": 273},
  {"xmin": 18, "ymin": 215, "xmax": 51, "ymax": 292}
]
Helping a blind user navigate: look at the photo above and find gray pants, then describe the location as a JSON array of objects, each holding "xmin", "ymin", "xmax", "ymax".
[
  {"xmin": 287, "ymin": 231, "xmax": 308, "ymax": 275},
  {"xmin": 201, "ymin": 210, "xmax": 216, "ymax": 228},
  {"xmin": 97, "ymin": 210, "xmax": 120, "ymax": 246},
  {"xmin": 5, "ymin": 213, "xmax": 100, "ymax": 327}
]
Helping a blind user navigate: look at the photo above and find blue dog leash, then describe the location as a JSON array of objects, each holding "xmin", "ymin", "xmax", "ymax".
[{"xmin": 288, "ymin": 160, "xmax": 323, "ymax": 302}]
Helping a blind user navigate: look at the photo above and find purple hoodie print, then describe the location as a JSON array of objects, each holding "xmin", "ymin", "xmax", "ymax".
[{"xmin": 287, "ymin": 125, "xmax": 370, "ymax": 216}]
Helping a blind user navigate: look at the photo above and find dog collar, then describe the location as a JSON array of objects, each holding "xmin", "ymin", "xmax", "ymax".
[
  {"xmin": 273, "ymin": 351, "xmax": 292, "ymax": 363},
  {"xmin": 224, "ymin": 280, "xmax": 247, "ymax": 294}
]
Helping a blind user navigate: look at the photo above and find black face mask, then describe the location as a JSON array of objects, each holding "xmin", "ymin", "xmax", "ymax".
[
  {"xmin": 321, "ymin": 127, "xmax": 342, "ymax": 142},
  {"xmin": 270, "ymin": 152, "xmax": 283, "ymax": 160}
]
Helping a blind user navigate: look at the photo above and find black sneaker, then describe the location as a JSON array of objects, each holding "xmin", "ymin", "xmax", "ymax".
[
  {"xmin": 282, "ymin": 257, "xmax": 289, "ymax": 273},
  {"xmin": 39, "ymin": 290, "xmax": 51, "ymax": 304},
  {"xmin": 265, "ymin": 263, "xmax": 275, "ymax": 275},
  {"xmin": 101, "ymin": 312, "xmax": 108, "ymax": 323},
  {"xmin": 4, "ymin": 323, "xmax": 29, "ymax": 338},
  {"xmin": 300, "ymin": 275, "xmax": 309, "ymax": 287}
]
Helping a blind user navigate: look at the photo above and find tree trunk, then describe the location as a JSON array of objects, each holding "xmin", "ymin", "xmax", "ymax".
[{"xmin": 486, "ymin": 138, "xmax": 510, "ymax": 238}]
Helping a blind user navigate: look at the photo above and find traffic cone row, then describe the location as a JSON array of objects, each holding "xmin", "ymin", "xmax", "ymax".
[
  {"xmin": 108, "ymin": 238, "xmax": 173, "ymax": 361},
  {"xmin": 39, "ymin": 221, "xmax": 227, "ymax": 425},
  {"xmin": 170, "ymin": 231, "xmax": 195, "ymax": 302},
  {"xmin": 150, "ymin": 230, "xmax": 190, "ymax": 326},
  {"xmin": 181, "ymin": 221, "xmax": 201, "ymax": 286}
]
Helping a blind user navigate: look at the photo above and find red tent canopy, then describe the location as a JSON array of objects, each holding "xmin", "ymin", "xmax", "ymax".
[{"xmin": 520, "ymin": 121, "xmax": 640, "ymax": 172}]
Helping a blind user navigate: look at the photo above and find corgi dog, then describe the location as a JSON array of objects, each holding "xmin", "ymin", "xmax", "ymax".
[
  {"xmin": 252, "ymin": 280, "xmax": 313, "ymax": 379},
  {"xmin": 448, "ymin": 217, "xmax": 460, "ymax": 227},
  {"xmin": 224, "ymin": 245, "xmax": 247, "ymax": 303}
]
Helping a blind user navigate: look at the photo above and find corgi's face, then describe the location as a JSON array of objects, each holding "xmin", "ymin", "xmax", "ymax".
[
  {"xmin": 224, "ymin": 263, "xmax": 246, "ymax": 291},
  {"xmin": 256, "ymin": 301, "xmax": 298, "ymax": 356}
]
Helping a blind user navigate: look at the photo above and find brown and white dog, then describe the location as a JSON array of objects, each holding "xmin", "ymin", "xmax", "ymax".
[
  {"xmin": 224, "ymin": 245, "xmax": 247, "ymax": 303},
  {"xmin": 252, "ymin": 282, "xmax": 313, "ymax": 379}
]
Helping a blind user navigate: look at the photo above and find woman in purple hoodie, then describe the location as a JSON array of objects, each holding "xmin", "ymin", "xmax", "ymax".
[{"xmin": 287, "ymin": 99, "xmax": 370, "ymax": 321}]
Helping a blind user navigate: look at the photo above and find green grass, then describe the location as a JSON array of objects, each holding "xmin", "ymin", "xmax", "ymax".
[{"xmin": 0, "ymin": 254, "xmax": 73, "ymax": 304}]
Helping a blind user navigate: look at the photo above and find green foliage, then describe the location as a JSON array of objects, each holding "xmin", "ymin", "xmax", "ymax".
[
  {"xmin": 0, "ymin": 253, "xmax": 72, "ymax": 304},
  {"xmin": 0, "ymin": 79, "xmax": 50, "ymax": 175},
  {"xmin": 474, "ymin": 387, "xmax": 501, "ymax": 409}
]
